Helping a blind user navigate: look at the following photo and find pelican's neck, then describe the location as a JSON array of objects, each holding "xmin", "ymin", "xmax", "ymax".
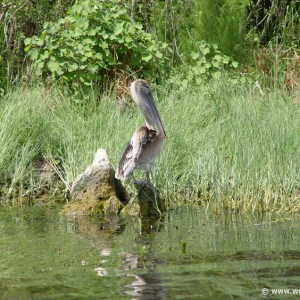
[{"xmin": 131, "ymin": 79, "xmax": 167, "ymax": 140}]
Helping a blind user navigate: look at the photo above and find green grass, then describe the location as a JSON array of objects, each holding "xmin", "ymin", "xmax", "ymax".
[
  {"xmin": 1, "ymin": 79, "xmax": 300, "ymax": 212},
  {"xmin": 161, "ymin": 80, "xmax": 300, "ymax": 212}
]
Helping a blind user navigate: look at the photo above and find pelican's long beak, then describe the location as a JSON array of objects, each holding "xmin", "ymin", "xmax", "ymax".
[{"xmin": 133, "ymin": 81, "xmax": 168, "ymax": 140}]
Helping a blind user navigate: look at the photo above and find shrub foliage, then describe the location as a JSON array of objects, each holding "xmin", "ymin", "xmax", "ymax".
[{"xmin": 24, "ymin": 0, "xmax": 167, "ymax": 90}]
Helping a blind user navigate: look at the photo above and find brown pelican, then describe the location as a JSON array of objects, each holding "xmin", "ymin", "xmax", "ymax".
[{"xmin": 115, "ymin": 79, "xmax": 167, "ymax": 184}]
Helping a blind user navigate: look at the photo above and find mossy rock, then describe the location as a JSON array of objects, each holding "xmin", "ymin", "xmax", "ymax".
[
  {"xmin": 60, "ymin": 195, "xmax": 124, "ymax": 217},
  {"xmin": 60, "ymin": 149, "xmax": 129, "ymax": 217}
]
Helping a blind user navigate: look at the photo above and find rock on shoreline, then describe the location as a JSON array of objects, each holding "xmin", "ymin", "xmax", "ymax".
[
  {"xmin": 60, "ymin": 148, "xmax": 165, "ymax": 217},
  {"xmin": 60, "ymin": 149, "xmax": 129, "ymax": 217}
]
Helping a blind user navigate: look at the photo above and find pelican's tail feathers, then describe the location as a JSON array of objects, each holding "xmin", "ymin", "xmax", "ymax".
[{"xmin": 115, "ymin": 143, "xmax": 136, "ymax": 180}]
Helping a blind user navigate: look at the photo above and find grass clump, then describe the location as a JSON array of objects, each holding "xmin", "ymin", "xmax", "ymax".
[
  {"xmin": 1, "ymin": 79, "xmax": 300, "ymax": 213},
  {"xmin": 158, "ymin": 80, "xmax": 300, "ymax": 213},
  {"xmin": 0, "ymin": 88, "xmax": 125, "ymax": 201},
  {"xmin": 0, "ymin": 89, "xmax": 56, "ymax": 199}
]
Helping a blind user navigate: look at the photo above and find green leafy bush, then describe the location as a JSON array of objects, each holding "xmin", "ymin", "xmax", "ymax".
[
  {"xmin": 167, "ymin": 41, "xmax": 239, "ymax": 89},
  {"xmin": 24, "ymin": 0, "xmax": 167, "ymax": 90},
  {"xmin": 190, "ymin": 41, "xmax": 238, "ymax": 79}
]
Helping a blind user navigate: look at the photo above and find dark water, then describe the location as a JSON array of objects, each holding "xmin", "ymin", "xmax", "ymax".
[{"xmin": 0, "ymin": 204, "xmax": 300, "ymax": 299}]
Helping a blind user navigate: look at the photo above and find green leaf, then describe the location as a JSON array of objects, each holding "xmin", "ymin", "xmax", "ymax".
[
  {"xmin": 62, "ymin": 30, "xmax": 71, "ymax": 38},
  {"xmin": 89, "ymin": 66, "xmax": 98, "ymax": 73},
  {"xmin": 106, "ymin": 56, "xmax": 114, "ymax": 64},
  {"xmin": 211, "ymin": 60, "xmax": 219, "ymax": 68},
  {"xmin": 34, "ymin": 38, "xmax": 44, "ymax": 46},
  {"xmin": 214, "ymin": 55, "xmax": 222, "ymax": 62},
  {"xmin": 205, "ymin": 62, "xmax": 211, "ymax": 69},
  {"xmin": 222, "ymin": 56, "xmax": 230, "ymax": 64},
  {"xmin": 28, "ymin": 49, "xmax": 39, "ymax": 60},
  {"xmin": 36, "ymin": 61, "xmax": 44, "ymax": 68},
  {"xmin": 24, "ymin": 38, "xmax": 31, "ymax": 46},
  {"xmin": 43, "ymin": 22, "xmax": 50, "ymax": 29},
  {"xmin": 155, "ymin": 51, "xmax": 162, "ymax": 59},
  {"xmin": 212, "ymin": 71, "xmax": 221, "ymax": 79},
  {"xmin": 40, "ymin": 30, "xmax": 47, "ymax": 40},
  {"xmin": 70, "ymin": 4, "xmax": 82, "ymax": 14},
  {"xmin": 40, "ymin": 50, "xmax": 49, "ymax": 60},
  {"xmin": 76, "ymin": 18, "xmax": 89, "ymax": 30},
  {"xmin": 47, "ymin": 61, "xmax": 60, "ymax": 72},
  {"xmin": 84, "ymin": 51, "xmax": 93, "ymax": 57},
  {"xmin": 95, "ymin": 52, "xmax": 103, "ymax": 60},
  {"xmin": 79, "ymin": 75, "xmax": 88, "ymax": 83},
  {"xmin": 127, "ymin": 25, "xmax": 135, "ymax": 34},
  {"xmin": 24, "ymin": 44, "xmax": 31, "ymax": 52},
  {"xmin": 142, "ymin": 54, "xmax": 152, "ymax": 62},
  {"xmin": 201, "ymin": 47, "xmax": 210, "ymax": 55},
  {"xmin": 199, "ymin": 57, "xmax": 206, "ymax": 64},
  {"xmin": 110, "ymin": 34, "xmax": 116, "ymax": 40},
  {"xmin": 162, "ymin": 42, "xmax": 168, "ymax": 49},
  {"xmin": 199, "ymin": 67, "xmax": 206, "ymax": 74},
  {"xmin": 34, "ymin": 68, "xmax": 42, "ymax": 76},
  {"xmin": 88, "ymin": 28, "xmax": 96, "ymax": 36},
  {"xmin": 57, "ymin": 18, "xmax": 65, "ymax": 25},
  {"xmin": 135, "ymin": 23, "xmax": 143, "ymax": 30},
  {"xmin": 47, "ymin": 39, "xmax": 59, "ymax": 50},
  {"xmin": 83, "ymin": 38, "xmax": 94, "ymax": 45},
  {"xmin": 48, "ymin": 25, "xmax": 58, "ymax": 35},
  {"xmin": 67, "ymin": 16, "xmax": 76, "ymax": 23},
  {"xmin": 191, "ymin": 52, "xmax": 199, "ymax": 60},
  {"xmin": 125, "ymin": 36, "xmax": 133, "ymax": 43},
  {"xmin": 102, "ymin": 33, "xmax": 108, "ymax": 40},
  {"xmin": 114, "ymin": 24, "xmax": 123, "ymax": 35},
  {"xmin": 99, "ymin": 41, "xmax": 108, "ymax": 49},
  {"xmin": 68, "ymin": 62, "xmax": 78, "ymax": 71},
  {"xmin": 231, "ymin": 61, "xmax": 239, "ymax": 68},
  {"xmin": 56, "ymin": 67, "xmax": 64, "ymax": 76}
]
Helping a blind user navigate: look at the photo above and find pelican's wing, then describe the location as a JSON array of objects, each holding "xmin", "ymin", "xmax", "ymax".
[
  {"xmin": 115, "ymin": 143, "xmax": 135, "ymax": 180},
  {"xmin": 115, "ymin": 127, "xmax": 149, "ymax": 180}
]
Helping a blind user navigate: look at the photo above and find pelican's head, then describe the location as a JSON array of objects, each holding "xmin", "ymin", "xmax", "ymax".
[{"xmin": 130, "ymin": 79, "xmax": 167, "ymax": 139}]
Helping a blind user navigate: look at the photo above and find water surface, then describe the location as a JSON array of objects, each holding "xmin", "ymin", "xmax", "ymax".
[{"xmin": 0, "ymin": 204, "xmax": 300, "ymax": 299}]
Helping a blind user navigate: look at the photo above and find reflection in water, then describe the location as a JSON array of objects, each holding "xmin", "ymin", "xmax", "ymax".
[
  {"xmin": 94, "ymin": 267, "xmax": 108, "ymax": 276},
  {"xmin": 70, "ymin": 214, "xmax": 167, "ymax": 299},
  {"xmin": 124, "ymin": 274, "xmax": 147, "ymax": 297},
  {"xmin": 124, "ymin": 272, "xmax": 167, "ymax": 300},
  {"xmin": 1, "ymin": 205, "xmax": 300, "ymax": 299},
  {"xmin": 121, "ymin": 217, "xmax": 168, "ymax": 300}
]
